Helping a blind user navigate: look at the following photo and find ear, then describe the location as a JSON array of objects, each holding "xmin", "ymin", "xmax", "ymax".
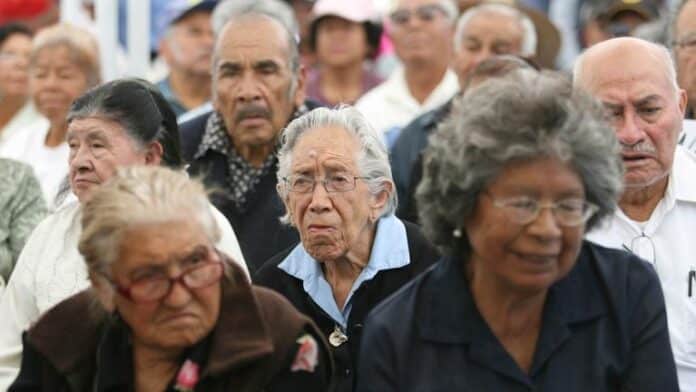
[
  {"xmin": 277, "ymin": 183, "xmax": 295, "ymax": 225},
  {"xmin": 293, "ymin": 65, "xmax": 307, "ymax": 108},
  {"xmin": 89, "ymin": 271, "xmax": 116, "ymax": 313},
  {"xmin": 144, "ymin": 141, "xmax": 163, "ymax": 166},
  {"xmin": 678, "ymin": 88, "xmax": 688, "ymax": 118},
  {"xmin": 369, "ymin": 181, "xmax": 393, "ymax": 221}
]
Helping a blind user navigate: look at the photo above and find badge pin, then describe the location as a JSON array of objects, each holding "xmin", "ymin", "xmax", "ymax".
[{"xmin": 328, "ymin": 326, "xmax": 348, "ymax": 347}]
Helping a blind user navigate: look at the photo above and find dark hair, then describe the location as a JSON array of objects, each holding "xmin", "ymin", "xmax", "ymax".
[
  {"xmin": 67, "ymin": 78, "xmax": 183, "ymax": 168},
  {"xmin": 308, "ymin": 17, "xmax": 382, "ymax": 59},
  {"xmin": 0, "ymin": 23, "xmax": 32, "ymax": 47}
]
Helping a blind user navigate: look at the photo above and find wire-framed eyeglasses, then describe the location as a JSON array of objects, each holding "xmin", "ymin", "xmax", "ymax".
[
  {"xmin": 284, "ymin": 173, "xmax": 368, "ymax": 194},
  {"xmin": 483, "ymin": 193, "xmax": 599, "ymax": 227},
  {"xmin": 103, "ymin": 247, "xmax": 224, "ymax": 303},
  {"xmin": 622, "ymin": 233, "xmax": 657, "ymax": 266}
]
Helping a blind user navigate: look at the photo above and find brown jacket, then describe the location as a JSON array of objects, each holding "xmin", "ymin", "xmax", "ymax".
[{"xmin": 10, "ymin": 262, "xmax": 333, "ymax": 391}]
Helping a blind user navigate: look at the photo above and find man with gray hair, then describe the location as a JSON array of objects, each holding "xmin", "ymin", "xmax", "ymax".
[
  {"xmin": 391, "ymin": 2, "xmax": 538, "ymax": 215},
  {"xmin": 355, "ymin": 0, "xmax": 460, "ymax": 148},
  {"xmin": 574, "ymin": 37, "xmax": 696, "ymax": 390},
  {"xmin": 179, "ymin": 0, "xmax": 316, "ymax": 272}
]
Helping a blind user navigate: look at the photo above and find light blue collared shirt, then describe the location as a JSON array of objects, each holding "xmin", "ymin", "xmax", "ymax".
[{"xmin": 278, "ymin": 214, "xmax": 410, "ymax": 330}]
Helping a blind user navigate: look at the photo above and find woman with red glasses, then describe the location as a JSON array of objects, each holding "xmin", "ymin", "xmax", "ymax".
[{"xmin": 10, "ymin": 166, "xmax": 333, "ymax": 392}]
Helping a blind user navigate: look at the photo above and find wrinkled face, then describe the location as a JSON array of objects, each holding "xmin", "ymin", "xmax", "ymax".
[
  {"xmin": 453, "ymin": 10, "xmax": 524, "ymax": 87},
  {"xmin": 212, "ymin": 17, "xmax": 304, "ymax": 151},
  {"xmin": 675, "ymin": 0, "xmax": 696, "ymax": 112},
  {"xmin": 581, "ymin": 45, "xmax": 686, "ymax": 190},
  {"xmin": 109, "ymin": 221, "xmax": 221, "ymax": 351},
  {"xmin": 30, "ymin": 45, "xmax": 90, "ymax": 123},
  {"xmin": 0, "ymin": 33, "xmax": 32, "ymax": 99},
  {"xmin": 315, "ymin": 16, "xmax": 369, "ymax": 67},
  {"xmin": 163, "ymin": 11, "xmax": 214, "ymax": 76},
  {"xmin": 67, "ymin": 117, "xmax": 160, "ymax": 202},
  {"xmin": 389, "ymin": 0, "xmax": 454, "ymax": 64},
  {"xmin": 283, "ymin": 126, "xmax": 387, "ymax": 262},
  {"xmin": 465, "ymin": 158, "xmax": 585, "ymax": 294}
]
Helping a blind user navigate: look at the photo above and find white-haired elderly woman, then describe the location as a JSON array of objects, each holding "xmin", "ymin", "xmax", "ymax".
[
  {"xmin": 10, "ymin": 166, "xmax": 333, "ymax": 392},
  {"xmin": 255, "ymin": 106, "xmax": 440, "ymax": 392},
  {"xmin": 356, "ymin": 72, "xmax": 679, "ymax": 391}
]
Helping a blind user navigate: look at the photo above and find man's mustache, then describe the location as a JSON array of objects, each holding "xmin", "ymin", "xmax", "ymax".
[
  {"xmin": 621, "ymin": 141, "xmax": 657, "ymax": 155},
  {"xmin": 235, "ymin": 105, "xmax": 272, "ymax": 124}
]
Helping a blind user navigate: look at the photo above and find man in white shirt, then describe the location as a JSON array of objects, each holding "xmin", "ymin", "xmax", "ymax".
[
  {"xmin": 574, "ymin": 37, "xmax": 696, "ymax": 391},
  {"xmin": 355, "ymin": 0, "xmax": 459, "ymax": 148}
]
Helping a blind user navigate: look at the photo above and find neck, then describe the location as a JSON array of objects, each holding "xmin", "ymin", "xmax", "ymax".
[
  {"xmin": 133, "ymin": 342, "xmax": 181, "ymax": 392},
  {"xmin": 468, "ymin": 263, "xmax": 545, "ymax": 372},
  {"xmin": 236, "ymin": 143, "xmax": 275, "ymax": 168},
  {"xmin": 0, "ymin": 95, "xmax": 27, "ymax": 130},
  {"xmin": 321, "ymin": 225, "xmax": 376, "ymax": 309},
  {"xmin": 403, "ymin": 61, "xmax": 449, "ymax": 104},
  {"xmin": 45, "ymin": 121, "xmax": 68, "ymax": 147},
  {"xmin": 319, "ymin": 62, "xmax": 364, "ymax": 104},
  {"xmin": 619, "ymin": 177, "xmax": 669, "ymax": 222},
  {"xmin": 169, "ymin": 69, "xmax": 211, "ymax": 110}
]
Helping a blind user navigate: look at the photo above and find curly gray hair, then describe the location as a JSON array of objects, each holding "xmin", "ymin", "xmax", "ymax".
[
  {"xmin": 417, "ymin": 70, "xmax": 624, "ymax": 257},
  {"xmin": 276, "ymin": 106, "xmax": 397, "ymax": 224}
]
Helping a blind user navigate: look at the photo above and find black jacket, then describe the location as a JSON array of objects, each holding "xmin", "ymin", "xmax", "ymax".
[
  {"xmin": 10, "ymin": 263, "xmax": 334, "ymax": 392},
  {"xmin": 180, "ymin": 108, "xmax": 316, "ymax": 273},
  {"xmin": 356, "ymin": 241, "xmax": 679, "ymax": 392},
  {"xmin": 254, "ymin": 219, "xmax": 440, "ymax": 392}
]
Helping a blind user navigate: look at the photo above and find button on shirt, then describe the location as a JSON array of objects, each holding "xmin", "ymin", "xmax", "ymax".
[
  {"xmin": 278, "ymin": 214, "xmax": 410, "ymax": 330},
  {"xmin": 586, "ymin": 146, "xmax": 696, "ymax": 392}
]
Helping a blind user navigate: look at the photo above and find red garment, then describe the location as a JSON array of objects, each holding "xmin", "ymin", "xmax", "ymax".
[{"xmin": 0, "ymin": 0, "xmax": 50, "ymax": 23}]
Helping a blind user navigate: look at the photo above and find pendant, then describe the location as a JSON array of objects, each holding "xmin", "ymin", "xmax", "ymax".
[{"xmin": 328, "ymin": 325, "xmax": 348, "ymax": 347}]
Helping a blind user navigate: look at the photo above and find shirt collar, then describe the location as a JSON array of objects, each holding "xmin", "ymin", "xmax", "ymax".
[
  {"xmin": 671, "ymin": 146, "xmax": 696, "ymax": 203},
  {"xmin": 278, "ymin": 214, "xmax": 410, "ymax": 327}
]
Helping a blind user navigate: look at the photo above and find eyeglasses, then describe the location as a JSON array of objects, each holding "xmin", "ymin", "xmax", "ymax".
[
  {"xmin": 107, "ymin": 248, "xmax": 224, "ymax": 303},
  {"xmin": 483, "ymin": 193, "xmax": 599, "ymax": 227},
  {"xmin": 283, "ymin": 173, "xmax": 368, "ymax": 193},
  {"xmin": 622, "ymin": 233, "xmax": 657, "ymax": 266},
  {"xmin": 389, "ymin": 4, "xmax": 447, "ymax": 26}
]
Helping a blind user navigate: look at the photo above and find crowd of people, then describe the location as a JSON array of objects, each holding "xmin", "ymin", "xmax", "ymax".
[{"xmin": 0, "ymin": 0, "xmax": 695, "ymax": 391}]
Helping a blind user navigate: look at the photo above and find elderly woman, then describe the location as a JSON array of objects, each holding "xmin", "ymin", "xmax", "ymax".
[
  {"xmin": 255, "ymin": 106, "xmax": 440, "ymax": 392},
  {"xmin": 0, "ymin": 23, "xmax": 99, "ymax": 208},
  {"xmin": 10, "ymin": 166, "xmax": 332, "ymax": 391},
  {"xmin": 355, "ymin": 72, "xmax": 679, "ymax": 391},
  {"xmin": 0, "ymin": 23, "xmax": 38, "ymax": 149},
  {"xmin": 0, "ymin": 78, "xmax": 246, "ymax": 391}
]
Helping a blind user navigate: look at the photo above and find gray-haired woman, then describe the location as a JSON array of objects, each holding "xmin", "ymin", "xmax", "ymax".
[
  {"xmin": 10, "ymin": 166, "xmax": 332, "ymax": 392},
  {"xmin": 255, "ymin": 106, "xmax": 440, "ymax": 392},
  {"xmin": 356, "ymin": 71, "xmax": 679, "ymax": 391}
]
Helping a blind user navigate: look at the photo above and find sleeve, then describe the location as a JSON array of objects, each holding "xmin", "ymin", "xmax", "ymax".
[
  {"xmin": 7, "ymin": 166, "xmax": 47, "ymax": 276},
  {"xmin": 0, "ymin": 218, "xmax": 48, "ymax": 391},
  {"xmin": 620, "ymin": 262, "xmax": 680, "ymax": 391},
  {"xmin": 355, "ymin": 314, "xmax": 399, "ymax": 392},
  {"xmin": 208, "ymin": 204, "xmax": 249, "ymax": 280},
  {"xmin": 265, "ymin": 331, "xmax": 332, "ymax": 392},
  {"xmin": 7, "ymin": 333, "xmax": 48, "ymax": 392}
]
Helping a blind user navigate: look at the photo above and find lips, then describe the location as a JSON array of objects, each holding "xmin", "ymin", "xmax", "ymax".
[{"xmin": 307, "ymin": 224, "xmax": 334, "ymax": 234}]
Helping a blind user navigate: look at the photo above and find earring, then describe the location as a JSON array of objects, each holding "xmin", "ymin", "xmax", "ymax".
[{"xmin": 453, "ymin": 228, "xmax": 462, "ymax": 238}]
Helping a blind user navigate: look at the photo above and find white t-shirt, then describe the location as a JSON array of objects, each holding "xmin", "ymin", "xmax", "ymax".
[
  {"xmin": 586, "ymin": 146, "xmax": 696, "ymax": 392},
  {"xmin": 0, "ymin": 200, "xmax": 248, "ymax": 390},
  {"xmin": 0, "ymin": 119, "xmax": 68, "ymax": 208},
  {"xmin": 0, "ymin": 103, "xmax": 42, "ymax": 151},
  {"xmin": 354, "ymin": 66, "xmax": 459, "ymax": 149}
]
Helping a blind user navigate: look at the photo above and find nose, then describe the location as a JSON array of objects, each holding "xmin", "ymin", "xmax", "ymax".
[
  {"xmin": 616, "ymin": 111, "xmax": 645, "ymax": 146},
  {"xmin": 162, "ymin": 279, "xmax": 193, "ymax": 308},
  {"xmin": 471, "ymin": 47, "xmax": 493, "ymax": 67},
  {"xmin": 308, "ymin": 180, "xmax": 332, "ymax": 214},
  {"xmin": 69, "ymin": 144, "xmax": 94, "ymax": 174},
  {"xmin": 235, "ymin": 73, "xmax": 262, "ymax": 104},
  {"xmin": 526, "ymin": 207, "xmax": 562, "ymax": 240}
]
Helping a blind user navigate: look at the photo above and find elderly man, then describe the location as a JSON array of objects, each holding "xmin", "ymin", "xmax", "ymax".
[
  {"xmin": 156, "ymin": 0, "xmax": 216, "ymax": 118},
  {"xmin": 673, "ymin": 0, "xmax": 696, "ymax": 149},
  {"xmin": 575, "ymin": 37, "xmax": 696, "ymax": 391},
  {"xmin": 391, "ymin": 2, "xmax": 537, "ymax": 215},
  {"xmin": 180, "ymin": 0, "xmax": 314, "ymax": 272},
  {"xmin": 355, "ymin": 0, "xmax": 460, "ymax": 148}
]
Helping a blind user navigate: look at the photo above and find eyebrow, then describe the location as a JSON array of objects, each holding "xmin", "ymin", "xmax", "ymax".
[{"xmin": 634, "ymin": 95, "xmax": 662, "ymax": 106}]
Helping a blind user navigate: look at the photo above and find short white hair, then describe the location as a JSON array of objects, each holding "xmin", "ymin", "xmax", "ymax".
[
  {"xmin": 453, "ymin": 4, "xmax": 537, "ymax": 57},
  {"xmin": 389, "ymin": 0, "xmax": 459, "ymax": 23},
  {"xmin": 573, "ymin": 38, "xmax": 679, "ymax": 93},
  {"xmin": 276, "ymin": 106, "xmax": 397, "ymax": 223}
]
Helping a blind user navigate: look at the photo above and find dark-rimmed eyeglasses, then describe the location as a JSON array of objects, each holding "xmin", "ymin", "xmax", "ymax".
[
  {"xmin": 483, "ymin": 193, "xmax": 599, "ymax": 227},
  {"xmin": 284, "ymin": 173, "xmax": 368, "ymax": 193},
  {"xmin": 389, "ymin": 4, "xmax": 447, "ymax": 26},
  {"xmin": 105, "ymin": 247, "xmax": 224, "ymax": 303}
]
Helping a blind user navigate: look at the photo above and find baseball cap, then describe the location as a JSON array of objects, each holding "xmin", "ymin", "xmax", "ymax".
[{"xmin": 600, "ymin": 0, "xmax": 659, "ymax": 21}]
